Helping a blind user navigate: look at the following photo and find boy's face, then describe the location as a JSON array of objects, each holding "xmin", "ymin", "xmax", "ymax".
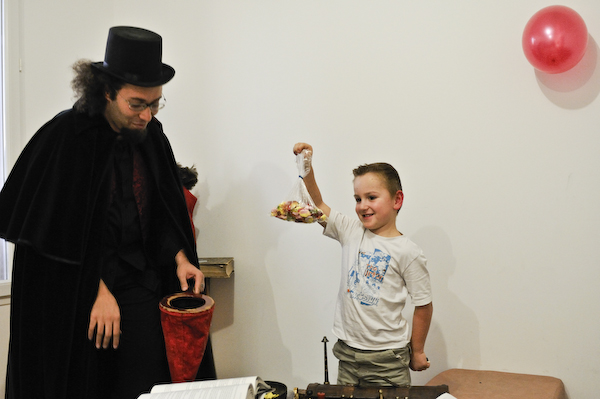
[{"xmin": 353, "ymin": 172, "xmax": 404, "ymax": 237}]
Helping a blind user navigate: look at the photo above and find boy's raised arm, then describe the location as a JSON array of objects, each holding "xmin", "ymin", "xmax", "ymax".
[{"xmin": 293, "ymin": 143, "xmax": 331, "ymax": 224}]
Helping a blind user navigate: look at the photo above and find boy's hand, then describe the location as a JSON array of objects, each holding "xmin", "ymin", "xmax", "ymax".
[
  {"xmin": 410, "ymin": 303, "xmax": 432, "ymax": 371},
  {"xmin": 293, "ymin": 142, "xmax": 313, "ymax": 155},
  {"xmin": 290, "ymin": 142, "xmax": 330, "ymax": 223},
  {"xmin": 409, "ymin": 351, "xmax": 431, "ymax": 371}
]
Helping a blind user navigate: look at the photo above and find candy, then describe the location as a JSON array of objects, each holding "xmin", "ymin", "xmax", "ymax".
[{"xmin": 271, "ymin": 200, "xmax": 327, "ymax": 223}]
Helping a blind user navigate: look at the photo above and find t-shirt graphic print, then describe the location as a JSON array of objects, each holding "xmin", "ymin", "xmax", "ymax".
[{"xmin": 347, "ymin": 248, "xmax": 391, "ymax": 306}]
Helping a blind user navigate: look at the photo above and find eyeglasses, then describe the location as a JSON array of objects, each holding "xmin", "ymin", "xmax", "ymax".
[{"xmin": 118, "ymin": 93, "xmax": 166, "ymax": 114}]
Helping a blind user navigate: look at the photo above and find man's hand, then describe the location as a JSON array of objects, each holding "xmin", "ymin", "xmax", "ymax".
[
  {"xmin": 175, "ymin": 250, "xmax": 205, "ymax": 294},
  {"xmin": 88, "ymin": 279, "xmax": 121, "ymax": 349}
]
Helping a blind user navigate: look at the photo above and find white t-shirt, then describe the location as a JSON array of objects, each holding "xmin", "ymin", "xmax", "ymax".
[{"xmin": 324, "ymin": 209, "xmax": 432, "ymax": 350}]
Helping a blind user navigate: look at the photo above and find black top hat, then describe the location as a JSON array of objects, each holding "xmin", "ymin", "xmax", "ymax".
[{"xmin": 92, "ymin": 26, "xmax": 175, "ymax": 87}]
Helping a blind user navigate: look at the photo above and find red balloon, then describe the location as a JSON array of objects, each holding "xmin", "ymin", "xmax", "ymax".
[{"xmin": 522, "ymin": 5, "xmax": 588, "ymax": 74}]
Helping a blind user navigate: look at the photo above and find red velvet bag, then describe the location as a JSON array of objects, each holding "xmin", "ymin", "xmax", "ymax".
[{"xmin": 160, "ymin": 292, "xmax": 215, "ymax": 382}]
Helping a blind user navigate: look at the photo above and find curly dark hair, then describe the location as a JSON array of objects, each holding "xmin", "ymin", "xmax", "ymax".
[
  {"xmin": 71, "ymin": 59, "xmax": 125, "ymax": 116},
  {"xmin": 177, "ymin": 163, "xmax": 199, "ymax": 190}
]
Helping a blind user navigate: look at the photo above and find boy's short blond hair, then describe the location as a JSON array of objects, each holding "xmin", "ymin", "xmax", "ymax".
[{"xmin": 352, "ymin": 163, "xmax": 402, "ymax": 198}]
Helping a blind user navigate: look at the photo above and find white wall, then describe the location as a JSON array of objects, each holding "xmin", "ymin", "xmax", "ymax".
[{"xmin": 3, "ymin": 1, "xmax": 600, "ymax": 397}]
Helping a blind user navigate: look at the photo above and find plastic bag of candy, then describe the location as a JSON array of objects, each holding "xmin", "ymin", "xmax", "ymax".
[{"xmin": 271, "ymin": 149, "xmax": 327, "ymax": 223}]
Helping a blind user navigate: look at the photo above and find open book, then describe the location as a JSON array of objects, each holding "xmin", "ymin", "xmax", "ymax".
[{"xmin": 137, "ymin": 376, "xmax": 274, "ymax": 399}]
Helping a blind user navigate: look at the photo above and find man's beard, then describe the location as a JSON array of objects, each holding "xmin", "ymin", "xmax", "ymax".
[{"xmin": 118, "ymin": 127, "xmax": 148, "ymax": 144}]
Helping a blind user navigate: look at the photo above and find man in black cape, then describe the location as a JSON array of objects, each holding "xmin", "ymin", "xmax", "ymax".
[{"xmin": 0, "ymin": 26, "xmax": 205, "ymax": 399}]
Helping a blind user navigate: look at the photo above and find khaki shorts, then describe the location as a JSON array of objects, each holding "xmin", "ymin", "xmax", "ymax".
[{"xmin": 332, "ymin": 339, "xmax": 411, "ymax": 387}]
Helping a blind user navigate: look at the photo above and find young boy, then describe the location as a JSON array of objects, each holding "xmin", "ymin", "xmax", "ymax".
[{"xmin": 292, "ymin": 143, "xmax": 433, "ymax": 387}]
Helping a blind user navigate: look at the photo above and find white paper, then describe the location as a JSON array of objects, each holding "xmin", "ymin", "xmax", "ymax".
[
  {"xmin": 139, "ymin": 384, "xmax": 252, "ymax": 399},
  {"xmin": 150, "ymin": 377, "xmax": 262, "ymax": 393},
  {"xmin": 139, "ymin": 376, "xmax": 269, "ymax": 399},
  {"xmin": 437, "ymin": 393, "xmax": 458, "ymax": 399}
]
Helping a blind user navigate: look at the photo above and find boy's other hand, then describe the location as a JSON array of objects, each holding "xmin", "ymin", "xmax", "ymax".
[{"xmin": 409, "ymin": 351, "xmax": 431, "ymax": 371}]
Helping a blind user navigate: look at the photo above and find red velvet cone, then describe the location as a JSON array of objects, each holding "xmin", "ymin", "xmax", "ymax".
[{"xmin": 159, "ymin": 292, "xmax": 215, "ymax": 382}]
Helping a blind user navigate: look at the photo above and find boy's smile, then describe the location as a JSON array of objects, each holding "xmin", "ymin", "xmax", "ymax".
[{"xmin": 353, "ymin": 172, "xmax": 404, "ymax": 237}]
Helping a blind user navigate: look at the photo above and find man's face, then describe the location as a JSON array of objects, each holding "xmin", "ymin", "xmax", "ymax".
[{"xmin": 104, "ymin": 84, "xmax": 163, "ymax": 133}]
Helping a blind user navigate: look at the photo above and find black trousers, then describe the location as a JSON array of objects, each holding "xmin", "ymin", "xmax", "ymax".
[{"xmin": 97, "ymin": 274, "xmax": 170, "ymax": 399}]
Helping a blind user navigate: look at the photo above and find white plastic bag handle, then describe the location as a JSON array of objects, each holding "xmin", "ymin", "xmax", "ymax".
[{"xmin": 297, "ymin": 149, "xmax": 312, "ymax": 178}]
